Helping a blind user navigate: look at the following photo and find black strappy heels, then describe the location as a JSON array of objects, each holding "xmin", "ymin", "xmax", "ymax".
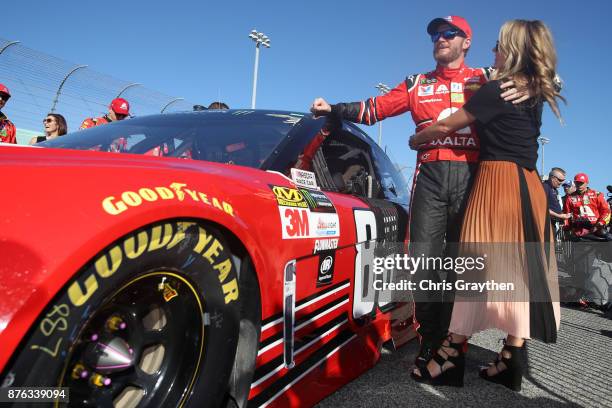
[
  {"xmin": 479, "ymin": 342, "xmax": 525, "ymax": 391},
  {"xmin": 410, "ymin": 336, "xmax": 466, "ymax": 387}
]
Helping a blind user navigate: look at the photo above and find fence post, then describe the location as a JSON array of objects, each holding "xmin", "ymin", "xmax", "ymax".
[
  {"xmin": 160, "ymin": 98, "xmax": 184, "ymax": 113},
  {"xmin": 116, "ymin": 83, "xmax": 142, "ymax": 98},
  {"xmin": 0, "ymin": 41, "xmax": 20, "ymax": 56},
  {"xmin": 50, "ymin": 65, "xmax": 88, "ymax": 112}
]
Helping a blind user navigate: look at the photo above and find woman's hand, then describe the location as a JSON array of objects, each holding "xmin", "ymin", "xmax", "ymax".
[
  {"xmin": 500, "ymin": 80, "xmax": 532, "ymax": 104},
  {"xmin": 310, "ymin": 98, "xmax": 332, "ymax": 118}
]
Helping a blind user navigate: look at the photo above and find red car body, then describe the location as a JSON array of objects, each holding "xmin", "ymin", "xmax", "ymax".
[{"xmin": 0, "ymin": 111, "xmax": 414, "ymax": 407}]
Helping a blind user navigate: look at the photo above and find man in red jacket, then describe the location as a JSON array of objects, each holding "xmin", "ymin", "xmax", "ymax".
[
  {"xmin": 564, "ymin": 173, "xmax": 611, "ymax": 237},
  {"xmin": 80, "ymin": 98, "xmax": 130, "ymax": 129},
  {"xmin": 311, "ymin": 16, "xmax": 529, "ymax": 369},
  {"xmin": 0, "ymin": 84, "xmax": 16, "ymax": 144}
]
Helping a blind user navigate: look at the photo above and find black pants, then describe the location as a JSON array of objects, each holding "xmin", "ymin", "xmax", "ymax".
[{"xmin": 409, "ymin": 160, "xmax": 477, "ymax": 345}]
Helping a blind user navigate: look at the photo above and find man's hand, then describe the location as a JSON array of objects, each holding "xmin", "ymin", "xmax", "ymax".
[
  {"xmin": 408, "ymin": 135, "xmax": 421, "ymax": 151},
  {"xmin": 559, "ymin": 213, "xmax": 572, "ymax": 220},
  {"xmin": 500, "ymin": 80, "xmax": 532, "ymax": 104},
  {"xmin": 310, "ymin": 98, "xmax": 332, "ymax": 118}
]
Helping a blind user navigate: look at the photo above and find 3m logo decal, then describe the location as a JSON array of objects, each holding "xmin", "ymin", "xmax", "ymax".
[
  {"xmin": 283, "ymin": 208, "xmax": 310, "ymax": 237},
  {"xmin": 271, "ymin": 186, "xmax": 308, "ymax": 208}
]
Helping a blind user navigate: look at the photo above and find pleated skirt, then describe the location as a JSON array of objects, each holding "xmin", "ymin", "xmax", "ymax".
[{"xmin": 449, "ymin": 161, "xmax": 560, "ymax": 342}]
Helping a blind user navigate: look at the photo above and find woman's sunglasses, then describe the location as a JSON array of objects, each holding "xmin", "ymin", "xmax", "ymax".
[
  {"xmin": 430, "ymin": 29, "xmax": 464, "ymax": 43},
  {"xmin": 43, "ymin": 118, "xmax": 56, "ymax": 124}
]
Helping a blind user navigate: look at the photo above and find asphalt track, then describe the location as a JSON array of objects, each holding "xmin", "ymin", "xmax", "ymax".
[{"xmin": 317, "ymin": 307, "xmax": 612, "ymax": 407}]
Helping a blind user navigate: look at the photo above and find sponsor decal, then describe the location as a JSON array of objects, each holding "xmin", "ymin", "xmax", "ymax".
[
  {"xmin": 102, "ymin": 182, "xmax": 234, "ymax": 217},
  {"xmin": 313, "ymin": 238, "xmax": 339, "ymax": 254},
  {"xmin": 435, "ymin": 84, "xmax": 449, "ymax": 94},
  {"xmin": 466, "ymin": 76, "xmax": 481, "ymax": 83},
  {"xmin": 419, "ymin": 77, "xmax": 437, "ymax": 85},
  {"xmin": 161, "ymin": 282, "xmax": 178, "ymax": 302},
  {"xmin": 279, "ymin": 207, "xmax": 340, "ymax": 239},
  {"xmin": 419, "ymin": 98, "xmax": 443, "ymax": 104},
  {"xmin": 290, "ymin": 168, "xmax": 319, "ymax": 190},
  {"xmin": 451, "ymin": 93, "xmax": 465, "ymax": 103},
  {"xmin": 431, "ymin": 136, "xmax": 476, "ymax": 147},
  {"xmin": 465, "ymin": 83, "xmax": 481, "ymax": 91},
  {"xmin": 451, "ymin": 82, "xmax": 463, "ymax": 93},
  {"xmin": 270, "ymin": 185, "xmax": 308, "ymax": 208},
  {"xmin": 418, "ymin": 85, "xmax": 434, "ymax": 96},
  {"xmin": 317, "ymin": 252, "xmax": 335, "ymax": 287},
  {"xmin": 301, "ymin": 189, "xmax": 335, "ymax": 213}
]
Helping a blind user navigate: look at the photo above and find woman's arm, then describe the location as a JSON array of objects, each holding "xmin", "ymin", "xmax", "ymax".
[{"xmin": 409, "ymin": 108, "xmax": 476, "ymax": 150}]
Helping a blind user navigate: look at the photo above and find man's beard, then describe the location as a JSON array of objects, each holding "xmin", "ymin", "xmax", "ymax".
[{"xmin": 434, "ymin": 45, "xmax": 463, "ymax": 65}]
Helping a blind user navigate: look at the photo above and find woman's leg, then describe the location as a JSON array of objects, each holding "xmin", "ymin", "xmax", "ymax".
[
  {"xmin": 480, "ymin": 333, "xmax": 526, "ymax": 391},
  {"xmin": 411, "ymin": 332, "xmax": 467, "ymax": 386}
]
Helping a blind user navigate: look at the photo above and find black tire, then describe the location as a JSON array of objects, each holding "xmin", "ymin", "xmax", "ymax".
[{"xmin": 1, "ymin": 220, "xmax": 241, "ymax": 408}]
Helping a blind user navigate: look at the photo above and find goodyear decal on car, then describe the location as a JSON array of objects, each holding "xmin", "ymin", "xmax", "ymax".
[
  {"xmin": 102, "ymin": 182, "xmax": 235, "ymax": 217},
  {"xmin": 270, "ymin": 185, "xmax": 308, "ymax": 208}
]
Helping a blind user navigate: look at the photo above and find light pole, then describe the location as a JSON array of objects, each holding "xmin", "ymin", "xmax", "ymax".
[
  {"xmin": 249, "ymin": 30, "xmax": 271, "ymax": 109},
  {"xmin": 375, "ymin": 83, "xmax": 391, "ymax": 146},
  {"xmin": 538, "ymin": 136, "xmax": 550, "ymax": 178}
]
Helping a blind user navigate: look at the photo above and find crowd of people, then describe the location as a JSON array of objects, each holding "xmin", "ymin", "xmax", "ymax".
[{"xmin": 0, "ymin": 84, "xmax": 229, "ymax": 145}]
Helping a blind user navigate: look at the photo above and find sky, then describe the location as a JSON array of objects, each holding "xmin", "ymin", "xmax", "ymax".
[{"xmin": 3, "ymin": 0, "xmax": 612, "ymax": 194}]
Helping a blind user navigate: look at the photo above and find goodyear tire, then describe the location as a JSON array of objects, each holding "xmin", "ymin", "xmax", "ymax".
[{"xmin": 1, "ymin": 220, "xmax": 241, "ymax": 407}]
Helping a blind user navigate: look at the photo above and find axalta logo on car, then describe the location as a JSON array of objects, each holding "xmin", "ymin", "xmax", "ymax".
[{"xmin": 102, "ymin": 182, "xmax": 235, "ymax": 217}]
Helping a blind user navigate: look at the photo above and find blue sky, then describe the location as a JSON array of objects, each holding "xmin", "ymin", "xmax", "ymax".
[{"xmin": 3, "ymin": 0, "xmax": 612, "ymax": 193}]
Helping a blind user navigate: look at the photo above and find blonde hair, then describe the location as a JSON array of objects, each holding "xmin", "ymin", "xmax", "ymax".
[{"xmin": 493, "ymin": 20, "xmax": 565, "ymax": 120}]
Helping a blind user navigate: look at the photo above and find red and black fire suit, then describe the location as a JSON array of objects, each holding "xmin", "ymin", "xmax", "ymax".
[
  {"xmin": 0, "ymin": 111, "xmax": 16, "ymax": 144},
  {"xmin": 330, "ymin": 63, "xmax": 491, "ymax": 346},
  {"xmin": 563, "ymin": 189, "xmax": 611, "ymax": 237}
]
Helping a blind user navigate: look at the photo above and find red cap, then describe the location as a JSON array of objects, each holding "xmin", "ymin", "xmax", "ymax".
[
  {"xmin": 0, "ymin": 83, "xmax": 11, "ymax": 98},
  {"xmin": 574, "ymin": 173, "xmax": 589, "ymax": 184},
  {"xmin": 427, "ymin": 16, "xmax": 472, "ymax": 39},
  {"xmin": 110, "ymin": 98, "xmax": 130, "ymax": 115}
]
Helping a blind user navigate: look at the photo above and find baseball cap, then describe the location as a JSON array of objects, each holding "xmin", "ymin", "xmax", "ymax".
[
  {"xmin": 562, "ymin": 181, "xmax": 573, "ymax": 188},
  {"xmin": 110, "ymin": 98, "xmax": 130, "ymax": 115},
  {"xmin": 574, "ymin": 173, "xmax": 589, "ymax": 184},
  {"xmin": 0, "ymin": 83, "xmax": 11, "ymax": 99},
  {"xmin": 427, "ymin": 16, "xmax": 472, "ymax": 39}
]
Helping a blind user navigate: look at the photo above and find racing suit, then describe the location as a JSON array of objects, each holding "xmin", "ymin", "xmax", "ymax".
[
  {"xmin": 563, "ymin": 189, "xmax": 611, "ymax": 302},
  {"xmin": 330, "ymin": 63, "xmax": 491, "ymax": 346},
  {"xmin": 564, "ymin": 189, "xmax": 611, "ymax": 237},
  {"xmin": 0, "ymin": 111, "xmax": 16, "ymax": 144},
  {"xmin": 79, "ymin": 115, "xmax": 111, "ymax": 129}
]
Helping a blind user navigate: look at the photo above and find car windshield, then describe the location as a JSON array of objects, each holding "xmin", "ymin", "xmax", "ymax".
[{"xmin": 40, "ymin": 110, "xmax": 304, "ymax": 169}]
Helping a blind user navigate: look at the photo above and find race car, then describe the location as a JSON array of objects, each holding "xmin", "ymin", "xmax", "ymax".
[{"xmin": 0, "ymin": 110, "xmax": 415, "ymax": 407}]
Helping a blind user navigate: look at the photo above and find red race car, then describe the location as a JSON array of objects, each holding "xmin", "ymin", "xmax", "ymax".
[{"xmin": 0, "ymin": 110, "xmax": 415, "ymax": 407}]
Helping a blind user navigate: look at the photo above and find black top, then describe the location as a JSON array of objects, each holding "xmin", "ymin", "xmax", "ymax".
[
  {"xmin": 542, "ymin": 179, "xmax": 562, "ymax": 214},
  {"xmin": 464, "ymin": 80, "xmax": 543, "ymax": 170}
]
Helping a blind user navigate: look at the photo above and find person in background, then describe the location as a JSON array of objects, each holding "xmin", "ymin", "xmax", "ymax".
[
  {"xmin": 30, "ymin": 113, "xmax": 67, "ymax": 144},
  {"xmin": 80, "ymin": 98, "xmax": 130, "ymax": 129},
  {"xmin": 543, "ymin": 167, "xmax": 571, "ymax": 222},
  {"xmin": 193, "ymin": 104, "xmax": 207, "ymax": 111},
  {"xmin": 208, "ymin": 101, "xmax": 229, "ymax": 110},
  {"xmin": 0, "ymin": 83, "xmax": 16, "ymax": 144},
  {"xmin": 562, "ymin": 181, "xmax": 576, "ymax": 210},
  {"xmin": 564, "ymin": 173, "xmax": 611, "ymax": 238}
]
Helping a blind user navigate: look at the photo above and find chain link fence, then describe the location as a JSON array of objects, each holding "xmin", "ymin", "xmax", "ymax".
[{"xmin": 0, "ymin": 38, "xmax": 197, "ymax": 144}]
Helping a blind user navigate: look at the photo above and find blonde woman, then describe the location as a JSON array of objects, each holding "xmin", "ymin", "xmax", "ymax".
[{"xmin": 409, "ymin": 20, "xmax": 564, "ymax": 390}]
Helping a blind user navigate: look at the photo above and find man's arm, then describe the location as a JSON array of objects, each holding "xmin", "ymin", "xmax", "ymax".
[
  {"xmin": 311, "ymin": 76, "xmax": 416, "ymax": 125},
  {"xmin": 409, "ymin": 108, "xmax": 475, "ymax": 149},
  {"xmin": 596, "ymin": 193, "xmax": 611, "ymax": 226}
]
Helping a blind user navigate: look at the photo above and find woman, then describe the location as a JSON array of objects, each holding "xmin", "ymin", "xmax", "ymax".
[
  {"xmin": 29, "ymin": 113, "xmax": 67, "ymax": 144},
  {"xmin": 409, "ymin": 20, "xmax": 564, "ymax": 391}
]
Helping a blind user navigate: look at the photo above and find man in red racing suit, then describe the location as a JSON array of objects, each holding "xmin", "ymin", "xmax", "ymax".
[
  {"xmin": 311, "ymin": 16, "xmax": 530, "ymax": 369},
  {"xmin": 564, "ymin": 173, "xmax": 611, "ymax": 237}
]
